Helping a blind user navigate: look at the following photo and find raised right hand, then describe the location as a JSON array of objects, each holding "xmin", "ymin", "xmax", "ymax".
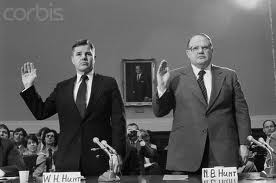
[
  {"xmin": 21, "ymin": 62, "xmax": 37, "ymax": 89},
  {"xmin": 157, "ymin": 60, "xmax": 170, "ymax": 93}
]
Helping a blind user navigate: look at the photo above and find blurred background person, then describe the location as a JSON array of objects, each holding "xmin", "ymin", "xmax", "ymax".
[
  {"xmin": 0, "ymin": 124, "xmax": 10, "ymax": 139},
  {"xmin": 36, "ymin": 127, "xmax": 50, "ymax": 152},
  {"xmin": 13, "ymin": 128, "xmax": 27, "ymax": 155},
  {"xmin": 33, "ymin": 129, "xmax": 58, "ymax": 177},
  {"xmin": 0, "ymin": 137, "xmax": 26, "ymax": 177},
  {"xmin": 23, "ymin": 134, "xmax": 39, "ymax": 156},
  {"xmin": 122, "ymin": 123, "xmax": 160, "ymax": 175}
]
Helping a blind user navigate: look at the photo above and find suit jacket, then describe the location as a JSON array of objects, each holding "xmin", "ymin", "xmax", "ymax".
[
  {"xmin": 20, "ymin": 73, "xmax": 126, "ymax": 176},
  {"xmin": 0, "ymin": 138, "xmax": 26, "ymax": 176},
  {"xmin": 153, "ymin": 64, "xmax": 251, "ymax": 172},
  {"xmin": 132, "ymin": 73, "xmax": 151, "ymax": 102}
]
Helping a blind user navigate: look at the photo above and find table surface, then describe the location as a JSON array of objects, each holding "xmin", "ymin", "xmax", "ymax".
[{"xmin": 2, "ymin": 172, "xmax": 276, "ymax": 183}]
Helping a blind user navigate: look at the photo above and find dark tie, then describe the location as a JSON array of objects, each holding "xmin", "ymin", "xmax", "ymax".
[
  {"xmin": 47, "ymin": 148, "xmax": 53, "ymax": 172},
  {"xmin": 197, "ymin": 70, "xmax": 208, "ymax": 103},
  {"xmin": 76, "ymin": 75, "xmax": 88, "ymax": 118}
]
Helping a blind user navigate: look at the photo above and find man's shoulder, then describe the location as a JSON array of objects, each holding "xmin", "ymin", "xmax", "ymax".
[
  {"xmin": 212, "ymin": 64, "xmax": 236, "ymax": 73},
  {"xmin": 0, "ymin": 138, "xmax": 15, "ymax": 150}
]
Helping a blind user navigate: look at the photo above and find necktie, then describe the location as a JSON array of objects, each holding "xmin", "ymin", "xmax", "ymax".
[
  {"xmin": 76, "ymin": 75, "xmax": 88, "ymax": 118},
  {"xmin": 47, "ymin": 148, "xmax": 53, "ymax": 172},
  {"xmin": 197, "ymin": 70, "xmax": 208, "ymax": 103}
]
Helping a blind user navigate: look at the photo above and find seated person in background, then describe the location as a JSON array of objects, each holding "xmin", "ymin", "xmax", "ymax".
[
  {"xmin": 262, "ymin": 120, "xmax": 276, "ymax": 169},
  {"xmin": 122, "ymin": 123, "xmax": 160, "ymax": 175},
  {"xmin": 23, "ymin": 134, "xmax": 39, "ymax": 175},
  {"xmin": 238, "ymin": 142, "xmax": 257, "ymax": 173},
  {"xmin": 139, "ymin": 129, "xmax": 161, "ymax": 175},
  {"xmin": 23, "ymin": 134, "xmax": 39, "ymax": 156},
  {"xmin": 36, "ymin": 127, "xmax": 50, "ymax": 152},
  {"xmin": 13, "ymin": 128, "xmax": 27, "ymax": 155},
  {"xmin": 0, "ymin": 138, "xmax": 26, "ymax": 177},
  {"xmin": 0, "ymin": 124, "xmax": 10, "ymax": 139},
  {"xmin": 33, "ymin": 129, "xmax": 58, "ymax": 177}
]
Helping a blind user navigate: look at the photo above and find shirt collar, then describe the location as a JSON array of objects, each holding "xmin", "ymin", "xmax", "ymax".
[
  {"xmin": 191, "ymin": 64, "xmax": 211, "ymax": 77},
  {"xmin": 76, "ymin": 70, "xmax": 94, "ymax": 83}
]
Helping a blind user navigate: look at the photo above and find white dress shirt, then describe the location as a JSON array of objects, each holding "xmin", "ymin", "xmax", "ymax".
[
  {"xmin": 191, "ymin": 64, "xmax": 212, "ymax": 104},
  {"xmin": 157, "ymin": 64, "xmax": 212, "ymax": 104},
  {"xmin": 73, "ymin": 71, "xmax": 94, "ymax": 107}
]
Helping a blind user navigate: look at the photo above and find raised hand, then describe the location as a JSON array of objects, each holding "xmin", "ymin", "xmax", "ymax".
[
  {"xmin": 21, "ymin": 62, "xmax": 37, "ymax": 89},
  {"xmin": 157, "ymin": 60, "xmax": 170, "ymax": 93}
]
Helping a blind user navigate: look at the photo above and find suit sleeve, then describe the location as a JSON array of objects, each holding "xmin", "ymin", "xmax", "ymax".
[
  {"xmin": 110, "ymin": 79, "xmax": 126, "ymax": 158},
  {"xmin": 20, "ymin": 85, "xmax": 57, "ymax": 120},
  {"xmin": 232, "ymin": 72, "xmax": 251, "ymax": 145},
  {"xmin": 1, "ymin": 144, "xmax": 26, "ymax": 177}
]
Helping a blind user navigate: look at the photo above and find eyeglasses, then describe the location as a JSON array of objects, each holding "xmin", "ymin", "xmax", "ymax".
[
  {"xmin": 46, "ymin": 134, "xmax": 54, "ymax": 138},
  {"xmin": 189, "ymin": 46, "xmax": 211, "ymax": 52}
]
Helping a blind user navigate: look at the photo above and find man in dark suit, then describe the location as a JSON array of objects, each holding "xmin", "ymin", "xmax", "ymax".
[
  {"xmin": 20, "ymin": 39, "xmax": 126, "ymax": 176},
  {"xmin": 131, "ymin": 65, "xmax": 151, "ymax": 102},
  {"xmin": 153, "ymin": 33, "xmax": 251, "ymax": 173},
  {"xmin": 0, "ymin": 138, "xmax": 26, "ymax": 177}
]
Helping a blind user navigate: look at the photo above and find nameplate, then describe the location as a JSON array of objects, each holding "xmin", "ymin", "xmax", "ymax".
[
  {"xmin": 202, "ymin": 167, "xmax": 238, "ymax": 180},
  {"xmin": 43, "ymin": 172, "xmax": 81, "ymax": 183},
  {"xmin": 202, "ymin": 178, "xmax": 238, "ymax": 183}
]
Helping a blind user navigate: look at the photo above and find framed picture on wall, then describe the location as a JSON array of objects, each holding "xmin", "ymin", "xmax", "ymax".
[{"xmin": 122, "ymin": 58, "xmax": 156, "ymax": 106}]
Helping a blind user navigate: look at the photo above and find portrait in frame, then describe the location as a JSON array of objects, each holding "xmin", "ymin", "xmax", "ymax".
[{"xmin": 122, "ymin": 58, "xmax": 156, "ymax": 106}]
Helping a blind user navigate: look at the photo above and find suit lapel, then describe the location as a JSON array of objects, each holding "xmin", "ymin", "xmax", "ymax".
[
  {"xmin": 206, "ymin": 65, "xmax": 225, "ymax": 112},
  {"xmin": 179, "ymin": 65, "xmax": 207, "ymax": 106},
  {"xmin": 84, "ymin": 74, "xmax": 103, "ymax": 117}
]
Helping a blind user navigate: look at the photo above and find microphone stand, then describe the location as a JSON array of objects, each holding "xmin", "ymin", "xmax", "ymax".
[
  {"xmin": 92, "ymin": 138, "xmax": 120, "ymax": 182},
  {"xmin": 260, "ymin": 145, "xmax": 276, "ymax": 178}
]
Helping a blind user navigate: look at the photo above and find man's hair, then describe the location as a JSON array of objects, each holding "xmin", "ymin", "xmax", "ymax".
[
  {"xmin": 262, "ymin": 120, "xmax": 276, "ymax": 128},
  {"xmin": 127, "ymin": 123, "xmax": 139, "ymax": 130},
  {"xmin": 186, "ymin": 33, "xmax": 213, "ymax": 49},
  {"xmin": 14, "ymin": 127, "xmax": 27, "ymax": 137},
  {"xmin": 72, "ymin": 39, "xmax": 95, "ymax": 52},
  {"xmin": 37, "ymin": 127, "xmax": 50, "ymax": 137},
  {"xmin": 42, "ymin": 129, "xmax": 59, "ymax": 147},
  {"xmin": 0, "ymin": 124, "xmax": 10, "ymax": 138}
]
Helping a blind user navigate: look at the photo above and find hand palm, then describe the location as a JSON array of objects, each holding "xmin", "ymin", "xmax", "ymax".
[{"xmin": 22, "ymin": 69, "xmax": 37, "ymax": 87}]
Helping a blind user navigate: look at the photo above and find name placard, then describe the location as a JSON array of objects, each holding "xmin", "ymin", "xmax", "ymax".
[
  {"xmin": 202, "ymin": 167, "xmax": 238, "ymax": 180},
  {"xmin": 202, "ymin": 178, "xmax": 238, "ymax": 183},
  {"xmin": 43, "ymin": 172, "xmax": 81, "ymax": 183}
]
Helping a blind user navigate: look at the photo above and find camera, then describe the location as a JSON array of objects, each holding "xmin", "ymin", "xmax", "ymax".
[{"xmin": 127, "ymin": 130, "xmax": 138, "ymax": 140}]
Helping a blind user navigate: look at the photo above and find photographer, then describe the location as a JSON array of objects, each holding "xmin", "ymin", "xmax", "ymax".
[{"xmin": 122, "ymin": 123, "xmax": 160, "ymax": 175}]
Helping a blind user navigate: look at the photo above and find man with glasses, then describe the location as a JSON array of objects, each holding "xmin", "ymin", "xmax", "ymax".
[{"xmin": 153, "ymin": 33, "xmax": 251, "ymax": 174}]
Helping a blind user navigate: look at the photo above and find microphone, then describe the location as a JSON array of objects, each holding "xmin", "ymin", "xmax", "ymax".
[
  {"xmin": 258, "ymin": 137, "xmax": 274, "ymax": 152},
  {"xmin": 93, "ymin": 137, "xmax": 112, "ymax": 157},
  {"xmin": 248, "ymin": 136, "xmax": 274, "ymax": 167},
  {"xmin": 247, "ymin": 136, "xmax": 266, "ymax": 149},
  {"xmin": 101, "ymin": 140, "xmax": 118, "ymax": 155}
]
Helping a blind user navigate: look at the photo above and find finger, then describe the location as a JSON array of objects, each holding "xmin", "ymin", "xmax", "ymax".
[
  {"xmin": 26, "ymin": 62, "xmax": 31, "ymax": 73},
  {"xmin": 21, "ymin": 66, "xmax": 25, "ymax": 75},
  {"xmin": 158, "ymin": 60, "xmax": 167, "ymax": 73},
  {"xmin": 30, "ymin": 62, "xmax": 35, "ymax": 71},
  {"xmin": 23, "ymin": 63, "xmax": 28, "ymax": 73}
]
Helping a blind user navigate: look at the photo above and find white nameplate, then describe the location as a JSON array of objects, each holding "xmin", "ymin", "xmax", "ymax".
[
  {"xmin": 43, "ymin": 172, "xmax": 81, "ymax": 183},
  {"xmin": 202, "ymin": 167, "xmax": 238, "ymax": 180},
  {"xmin": 202, "ymin": 178, "xmax": 238, "ymax": 183}
]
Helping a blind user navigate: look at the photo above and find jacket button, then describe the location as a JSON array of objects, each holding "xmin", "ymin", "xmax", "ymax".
[{"xmin": 202, "ymin": 129, "xmax": 207, "ymax": 134}]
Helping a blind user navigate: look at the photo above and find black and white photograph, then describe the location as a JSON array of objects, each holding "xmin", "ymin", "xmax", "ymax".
[
  {"xmin": 122, "ymin": 59, "xmax": 155, "ymax": 105},
  {"xmin": 1, "ymin": 0, "xmax": 276, "ymax": 181}
]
